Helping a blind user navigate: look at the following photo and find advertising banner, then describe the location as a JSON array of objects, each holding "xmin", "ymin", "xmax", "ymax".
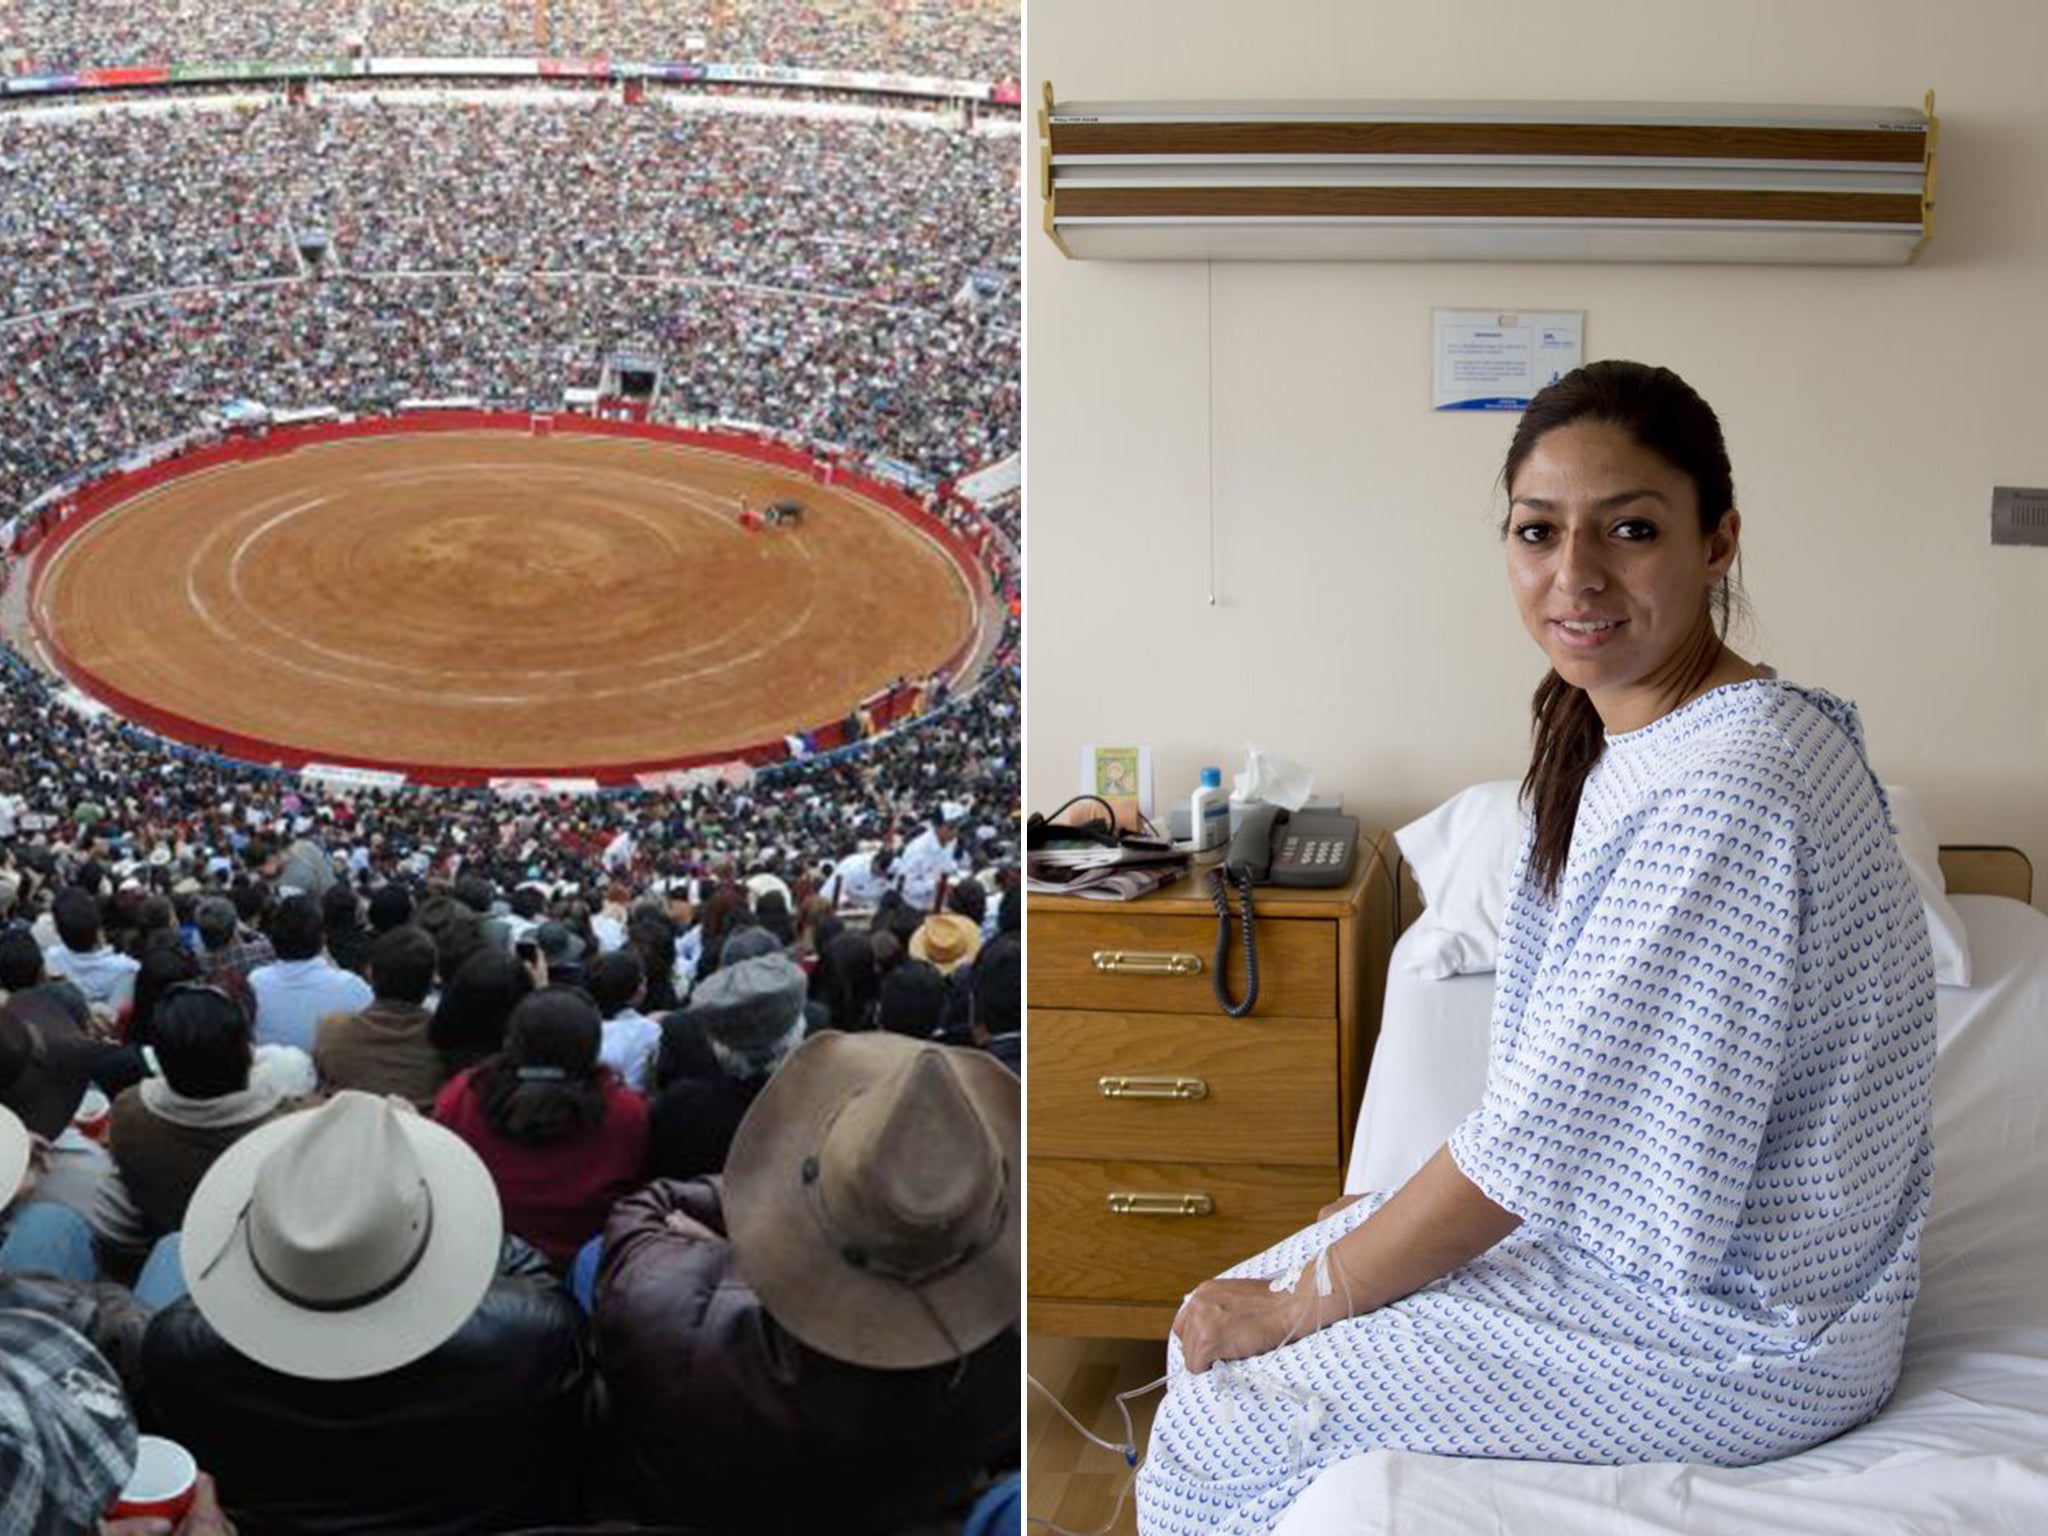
[
  {"xmin": 168, "ymin": 59, "xmax": 352, "ymax": 82},
  {"xmin": 372, "ymin": 56, "xmax": 535, "ymax": 78},
  {"xmin": 490, "ymin": 777, "xmax": 603, "ymax": 799},
  {"xmin": 951, "ymin": 452, "xmax": 1019, "ymax": 505},
  {"xmin": 301, "ymin": 764, "xmax": 409, "ymax": 791},
  {"xmin": 77, "ymin": 66, "xmax": 171, "ymax": 89},
  {"xmin": 617, "ymin": 62, "xmax": 709, "ymax": 81},
  {"xmin": 4, "ymin": 74, "xmax": 83, "ymax": 95}
]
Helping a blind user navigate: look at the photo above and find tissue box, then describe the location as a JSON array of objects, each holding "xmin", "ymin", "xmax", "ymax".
[{"xmin": 1168, "ymin": 793, "xmax": 1344, "ymax": 842}]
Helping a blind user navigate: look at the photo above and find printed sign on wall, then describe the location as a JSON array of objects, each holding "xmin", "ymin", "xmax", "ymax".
[{"xmin": 1433, "ymin": 310, "xmax": 1584, "ymax": 411}]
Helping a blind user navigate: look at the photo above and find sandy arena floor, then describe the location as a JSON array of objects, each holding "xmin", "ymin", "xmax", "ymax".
[{"xmin": 32, "ymin": 429, "xmax": 980, "ymax": 777}]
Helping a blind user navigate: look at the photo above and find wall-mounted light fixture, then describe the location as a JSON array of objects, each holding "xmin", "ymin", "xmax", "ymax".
[{"xmin": 1040, "ymin": 87, "xmax": 1936, "ymax": 265}]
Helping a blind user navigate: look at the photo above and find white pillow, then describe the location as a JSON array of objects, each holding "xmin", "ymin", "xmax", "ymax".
[
  {"xmin": 1880, "ymin": 784, "xmax": 1972, "ymax": 987},
  {"xmin": 1392, "ymin": 779, "xmax": 1972, "ymax": 987},
  {"xmin": 1392, "ymin": 782, "xmax": 1527, "ymax": 980}
]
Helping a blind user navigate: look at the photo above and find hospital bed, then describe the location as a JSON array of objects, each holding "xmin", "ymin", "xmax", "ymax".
[{"xmin": 1273, "ymin": 793, "xmax": 2048, "ymax": 1535}]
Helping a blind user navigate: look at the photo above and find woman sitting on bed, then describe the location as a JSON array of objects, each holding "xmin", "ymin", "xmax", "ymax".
[{"xmin": 1141, "ymin": 360, "xmax": 1937, "ymax": 1535}]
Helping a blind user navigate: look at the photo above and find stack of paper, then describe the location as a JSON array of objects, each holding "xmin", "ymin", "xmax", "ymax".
[{"xmin": 1026, "ymin": 840, "xmax": 1187, "ymax": 901}]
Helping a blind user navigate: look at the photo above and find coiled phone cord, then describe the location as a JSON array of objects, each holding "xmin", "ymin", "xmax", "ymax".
[{"xmin": 1208, "ymin": 864, "xmax": 1259, "ymax": 1017}]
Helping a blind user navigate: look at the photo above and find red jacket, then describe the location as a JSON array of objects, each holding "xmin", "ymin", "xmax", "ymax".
[{"xmin": 433, "ymin": 1067, "xmax": 649, "ymax": 1264}]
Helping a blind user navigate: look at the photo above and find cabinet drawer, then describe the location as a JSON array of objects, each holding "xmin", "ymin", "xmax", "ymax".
[
  {"xmin": 1030, "ymin": 911, "xmax": 1334, "ymax": 1018},
  {"xmin": 1028, "ymin": 1010, "xmax": 1335, "ymax": 1165},
  {"xmin": 1028, "ymin": 1158, "xmax": 1336, "ymax": 1305}
]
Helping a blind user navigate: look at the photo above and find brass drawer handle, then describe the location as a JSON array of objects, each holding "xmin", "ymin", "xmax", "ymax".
[
  {"xmin": 1107, "ymin": 1191, "xmax": 1215, "ymax": 1217},
  {"xmin": 1091, "ymin": 949, "xmax": 1203, "ymax": 976},
  {"xmin": 1099, "ymin": 1075, "xmax": 1208, "ymax": 1101}
]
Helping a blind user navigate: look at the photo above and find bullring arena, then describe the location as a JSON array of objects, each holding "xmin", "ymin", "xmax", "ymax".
[{"xmin": 27, "ymin": 416, "xmax": 990, "ymax": 783}]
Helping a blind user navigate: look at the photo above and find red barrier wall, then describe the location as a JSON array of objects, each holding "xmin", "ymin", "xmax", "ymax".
[{"xmin": 25, "ymin": 412, "xmax": 994, "ymax": 787}]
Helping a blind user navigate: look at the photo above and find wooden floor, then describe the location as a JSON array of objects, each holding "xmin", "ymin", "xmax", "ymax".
[
  {"xmin": 34, "ymin": 429, "xmax": 977, "ymax": 774},
  {"xmin": 1027, "ymin": 1332, "xmax": 1169, "ymax": 1536}
]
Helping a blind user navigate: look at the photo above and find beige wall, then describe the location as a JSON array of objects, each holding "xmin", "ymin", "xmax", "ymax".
[{"xmin": 1026, "ymin": 0, "xmax": 2048, "ymax": 892}]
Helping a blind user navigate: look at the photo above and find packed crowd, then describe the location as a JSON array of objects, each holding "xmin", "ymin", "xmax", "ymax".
[
  {"xmin": 0, "ymin": 101, "xmax": 1019, "ymax": 320},
  {"xmin": 0, "ymin": 97, "xmax": 1019, "ymax": 519},
  {"xmin": 1, "ymin": 273, "xmax": 1016, "ymax": 519},
  {"xmin": 0, "ymin": 0, "xmax": 1018, "ymax": 82},
  {"xmin": 0, "ymin": 615, "xmax": 1020, "ymax": 899},
  {"xmin": 0, "ymin": 775, "xmax": 1021, "ymax": 1530}
]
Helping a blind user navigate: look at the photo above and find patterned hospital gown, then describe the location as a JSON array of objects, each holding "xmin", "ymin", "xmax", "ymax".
[{"xmin": 1138, "ymin": 680, "xmax": 1936, "ymax": 1534}]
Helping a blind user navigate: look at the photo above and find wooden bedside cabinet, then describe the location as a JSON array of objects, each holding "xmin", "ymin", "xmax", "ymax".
[{"xmin": 1027, "ymin": 831, "xmax": 1396, "ymax": 1338}]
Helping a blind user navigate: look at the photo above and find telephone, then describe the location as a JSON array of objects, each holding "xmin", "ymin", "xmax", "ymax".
[
  {"xmin": 1210, "ymin": 804, "xmax": 1361, "ymax": 1017},
  {"xmin": 1223, "ymin": 804, "xmax": 1360, "ymax": 888}
]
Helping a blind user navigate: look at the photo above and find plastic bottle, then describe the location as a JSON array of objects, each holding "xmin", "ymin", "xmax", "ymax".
[{"xmin": 1190, "ymin": 766, "xmax": 1230, "ymax": 864}]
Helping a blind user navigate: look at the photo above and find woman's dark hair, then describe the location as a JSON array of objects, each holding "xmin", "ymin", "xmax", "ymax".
[
  {"xmin": 692, "ymin": 886, "xmax": 749, "ymax": 981},
  {"xmin": 474, "ymin": 987, "xmax": 607, "ymax": 1146},
  {"xmin": 429, "ymin": 948, "xmax": 533, "ymax": 1074},
  {"xmin": 813, "ymin": 929, "xmax": 881, "ymax": 1032},
  {"xmin": 626, "ymin": 907, "xmax": 680, "ymax": 1013},
  {"xmin": 154, "ymin": 986, "xmax": 253, "ymax": 1099},
  {"xmin": 1502, "ymin": 359, "xmax": 1743, "ymax": 896}
]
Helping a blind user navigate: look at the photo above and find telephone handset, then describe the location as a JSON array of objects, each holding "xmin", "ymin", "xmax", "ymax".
[
  {"xmin": 1222, "ymin": 805, "xmax": 1359, "ymax": 888},
  {"xmin": 1209, "ymin": 805, "xmax": 1361, "ymax": 1016}
]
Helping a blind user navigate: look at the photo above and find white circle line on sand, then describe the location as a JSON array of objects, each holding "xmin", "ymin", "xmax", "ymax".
[
  {"xmin": 38, "ymin": 431, "xmax": 978, "ymax": 753},
  {"xmin": 206, "ymin": 475, "xmax": 803, "ymax": 686}
]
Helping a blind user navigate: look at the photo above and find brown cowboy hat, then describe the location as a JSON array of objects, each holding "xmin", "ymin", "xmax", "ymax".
[{"xmin": 724, "ymin": 1032, "xmax": 1018, "ymax": 1370}]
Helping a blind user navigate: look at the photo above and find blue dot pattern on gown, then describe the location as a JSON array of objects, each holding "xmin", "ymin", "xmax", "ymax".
[{"xmin": 1136, "ymin": 680, "xmax": 1936, "ymax": 1535}]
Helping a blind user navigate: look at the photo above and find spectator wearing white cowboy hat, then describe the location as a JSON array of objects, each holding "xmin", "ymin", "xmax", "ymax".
[
  {"xmin": 138, "ymin": 1091, "xmax": 591, "ymax": 1534},
  {"xmin": 593, "ymin": 1030, "xmax": 1018, "ymax": 1533}
]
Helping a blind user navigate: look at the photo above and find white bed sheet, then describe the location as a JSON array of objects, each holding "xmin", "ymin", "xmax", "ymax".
[{"xmin": 1280, "ymin": 893, "xmax": 2048, "ymax": 1535}]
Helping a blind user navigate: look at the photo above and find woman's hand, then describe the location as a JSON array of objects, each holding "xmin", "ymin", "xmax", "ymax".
[
  {"xmin": 1172, "ymin": 1273, "xmax": 1330, "ymax": 1374},
  {"xmin": 1318, "ymin": 1192, "xmax": 1366, "ymax": 1222}
]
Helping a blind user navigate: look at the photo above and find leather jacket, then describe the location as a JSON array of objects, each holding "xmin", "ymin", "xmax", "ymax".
[
  {"xmin": 141, "ymin": 1237, "xmax": 590, "ymax": 1535},
  {"xmin": 593, "ymin": 1178, "xmax": 1018, "ymax": 1534}
]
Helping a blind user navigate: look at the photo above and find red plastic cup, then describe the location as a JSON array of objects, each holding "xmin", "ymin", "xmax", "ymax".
[
  {"xmin": 72, "ymin": 1086, "xmax": 111, "ymax": 1144},
  {"xmin": 107, "ymin": 1434, "xmax": 197, "ymax": 1521}
]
